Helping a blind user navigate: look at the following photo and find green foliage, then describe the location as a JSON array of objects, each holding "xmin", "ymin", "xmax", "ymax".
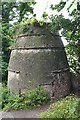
[
  {"xmin": 0, "ymin": 84, "xmax": 9, "ymax": 110},
  {"xmin": 2, "ymin": 2, "xmax": 36, "ymax": 84},
  {"xmin": 41, "ymin": 11, "xmax": 49, "ymax": 22},
  {"xmin": 49, "ymin": 0, "xmax": 80, "ymax": 74},
  {"xmin": 0, "ymin": 86, "xmax": 50, "ymax": 111},
  {"xmin": 50, "ymin": 1, "xmax": 66, "ymax": 12},
  {"xmin": 49, "ymin": 14, "xmax": 71, "ymax": 32},
  {"xmin": 39, "ymin": 95, "xmax": 80, "ymax": 118},
  {"xmin": 13, "ymin": 17, "xmax": 38, "ymax": 36},
  {"xmin": 13, "ymin": 17, "xmax": 49, "ymax": 37},
  {"xmin": 2, "ymin": 2, "xmax": 17, "ymax": 83},
  {"xmin": 23, "ymin": 86, "xmax": 50, "ymax": 106},
  {"xmin": 17, "ymin": 2, "xmax": 36, "ymax": 22},
  {"xmin": 2, "ymin": 22, "xmax": 14, "ymax": 84}
]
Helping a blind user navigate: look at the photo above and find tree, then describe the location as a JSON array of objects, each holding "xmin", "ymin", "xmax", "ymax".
[
  {"xmin": 49, "ymin": 0, "xmax": 80, "ymax": 75},
  {"xmin": 2, "ymin": 1, "xmax": 36, "ymax": 84}
]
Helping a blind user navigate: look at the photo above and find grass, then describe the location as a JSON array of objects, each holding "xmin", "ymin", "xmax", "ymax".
[
  {"xmin": 39, "ymin": 95, "xmax": 80, "ymax": 119},
  {"xmin": 0, "ymin": 85, "xmax": 50, "ymax": 111}
]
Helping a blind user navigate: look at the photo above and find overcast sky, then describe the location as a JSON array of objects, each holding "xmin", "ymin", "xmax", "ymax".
[{"xmin": 34, "ymin": 0, "xmax": 77, "ymax": 20}]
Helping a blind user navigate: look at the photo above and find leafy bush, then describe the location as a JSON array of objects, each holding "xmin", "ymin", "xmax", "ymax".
[
  {"xmin": 39, "ymin": 95, "xmax": 80, "ymax": 119},
  {"xmin": 22, "ymin": 86, "xmax": 50, "ymax": 107},
  {"xmin": 13, "ymin": 18, "xmax": 38, "ymax": 36},
  {"xmin": 1, "ymin": 85, "xmax": 9, "ymax": 110},
  {"xmin": 0, "ymin": 86, "xmax": 50, "ymax": 111}
]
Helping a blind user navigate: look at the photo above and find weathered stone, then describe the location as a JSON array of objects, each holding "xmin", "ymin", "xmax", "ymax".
[
  {"xmin": 8, "ymin": 24, "xmax": 71, "ymax": 98},
  {"xmin": 71, "ymin": 73, "xmax": 80, "ymax": 97}
]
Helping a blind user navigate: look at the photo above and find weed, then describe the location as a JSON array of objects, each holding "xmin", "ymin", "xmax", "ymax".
[
  {"xmin": 39, "ymin": 95, "xmax": 80, "ymax": 118},
  {"xmin": 0, "ymin": 86, "xmax": 50, "ymax": 111}
]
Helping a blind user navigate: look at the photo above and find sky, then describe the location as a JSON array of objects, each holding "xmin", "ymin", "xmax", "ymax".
[
  {"xmin": 16, "ymin": 0, "xmax": 77, "ymax": 21},
  {"xmin": 34, "ymin": 0, "xmax": 61, "ymax": 20},
  {"xmin": 34, "ymin": 0, "xmax": 77, "ymax": 21}
]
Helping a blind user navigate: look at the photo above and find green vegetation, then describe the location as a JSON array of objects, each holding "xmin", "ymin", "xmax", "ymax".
[
  {"xmin": 13, "ymin": 18, "xmax": 38, "ymax": 37},
  {"xmin": 39, "ymin": 95, "xmax": 80, "ymax": 119},
  {"xmin": 49, "ymin": 1, "xmax": 80, "ymax": 74},
  {"xmin": 1, "ymin": 85, "xmax": 80, "ymax": 119},
  {"xmin": 0, "ymin": 86, "xmax": 50, "ymax": 111},
  {"xmin": 2, "ymin": 2, "xmax": 36, "ymax": 84}
]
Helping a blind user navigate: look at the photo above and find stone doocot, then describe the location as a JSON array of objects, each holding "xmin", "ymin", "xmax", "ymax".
[{"xmin": 8, "ymin": 24, "xmax": 71, "ymax": 99}]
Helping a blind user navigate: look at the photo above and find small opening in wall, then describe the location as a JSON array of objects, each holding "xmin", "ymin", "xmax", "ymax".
[
  {"xmin": 51, "ymin": 92, "xmax": 55, "ymax": 99},
  {"xmin": 52, "ymin": 92, "xmax": 54, "ymax": 97}
]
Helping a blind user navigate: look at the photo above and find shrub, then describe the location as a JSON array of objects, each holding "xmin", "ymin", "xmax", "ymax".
[
  {"xmin": 1, "ymin": 85, "xmax": 9, "ymax": 110},
  {"xmin": 22, "ymin": 86, "xmax": 50, "ymax": 107},
  {"xmin": 39, "ymin": 95, "xmax": 80, "ymax": 119},
  {"xmin": 0, "ymin": 86, "xmax": 50, "ymax": 111}
]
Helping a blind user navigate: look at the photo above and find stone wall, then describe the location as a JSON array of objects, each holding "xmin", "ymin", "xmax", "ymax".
[
  {"xmin": 8, "ymin": 24, "xmax": 71, "ymax": 99},
  {"xmin": 71, "ymin": 73, "xmax": 80, "ymax": 97}
]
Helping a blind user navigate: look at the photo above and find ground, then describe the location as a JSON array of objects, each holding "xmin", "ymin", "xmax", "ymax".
[{"xmin": 0, "ymin": 103, "xmax": 50, "ymax": 119}]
